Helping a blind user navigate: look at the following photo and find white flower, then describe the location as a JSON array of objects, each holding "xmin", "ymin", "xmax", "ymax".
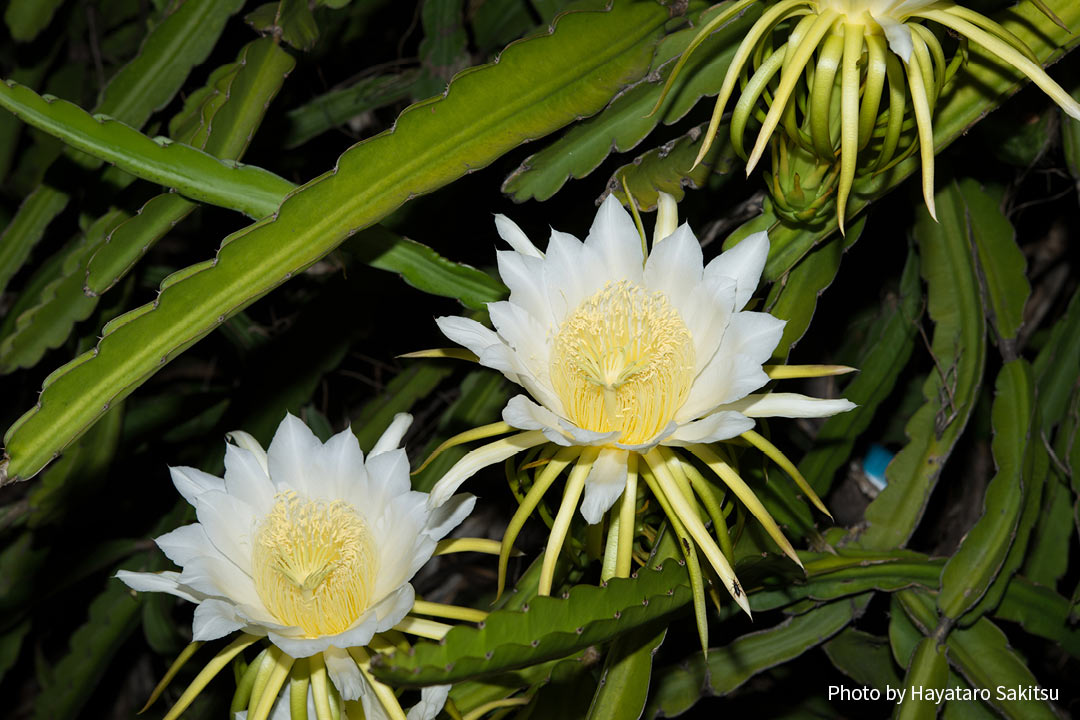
[
  {"xmin": 432, "ymin": 194, "xmax": 853, "ymax": 524},
  {"xmin": 421, "ymin": 195, "xmax": 856, "ymax": 617},
  {"xmin": 117, "ymin": 412, "xmax": 472, "ymax": 718}
]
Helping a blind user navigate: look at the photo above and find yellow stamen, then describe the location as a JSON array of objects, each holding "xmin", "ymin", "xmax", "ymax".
[
  {"xmin": 253, "ymin": 491, "xmax": 376, "ymax": 636},
  {"xmin": 551, "ymin": 281, "xmax": 694, "ymax": 446}
]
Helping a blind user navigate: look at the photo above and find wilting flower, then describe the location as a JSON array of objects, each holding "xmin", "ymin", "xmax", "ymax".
[
  {"xmin": 117, "ymin": 413, "xmax": 477, "ymax": 720},
  {"xmin": 421, "ymin": 194, "xmax": 855, "ymax": 621},
  {"xmin": 658, "ymin": 0, "xmax": 1080, "ymax": 228}
]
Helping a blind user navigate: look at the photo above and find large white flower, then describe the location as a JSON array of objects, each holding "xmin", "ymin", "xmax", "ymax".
[
  {"xmin": 118, "ymin": 413, "xmax": 473, "ymax": 720},
  {"xmin": 432, "ymin": 194, "xmax": 852, "ymax": 521},
  {"xmin": 423, "ymin": 194, "xmax": 855, "ymax": 616}
]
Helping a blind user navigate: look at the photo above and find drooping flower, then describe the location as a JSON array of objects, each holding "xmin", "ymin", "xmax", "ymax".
[
  {"xmin": 117, "ymin": 413, "xmax": 478, "ymax": 720},
  {"xmin": 420, "ymin": 194, "xmax": 855, "ymax": 621},
  {"xmin": 657, "ymin": 0, "xmax": 1080, "ymax": 228}
]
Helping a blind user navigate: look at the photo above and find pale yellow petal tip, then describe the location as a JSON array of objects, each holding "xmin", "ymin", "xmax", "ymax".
[
  {"xmin": 734, "ymin": 584, "xmax": 752, "ymax": 620},
  {"xmin": 397, "ymin": 347, "xmax": 478, "ymax": 362},
  {"xmin": 764, "ymin": 364, "xmax": 858, "ymax": 379}
]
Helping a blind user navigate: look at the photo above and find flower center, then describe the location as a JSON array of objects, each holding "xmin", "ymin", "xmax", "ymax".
[
  {"xmin": 252, "ymin": 491, "xmax": 377, "ymax": 636},
  {"xmin": 550, "ymin": 280, "xmax": 695, "ymax": 446}
]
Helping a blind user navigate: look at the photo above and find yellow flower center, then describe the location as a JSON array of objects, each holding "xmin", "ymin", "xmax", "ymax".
[
  {"xmin": 252, "ymin": 491, "xmax": 377, "ymax": 636},
  {"xmin": 550, "ymin": 280, "xmax": 695, "ymax": 446}
]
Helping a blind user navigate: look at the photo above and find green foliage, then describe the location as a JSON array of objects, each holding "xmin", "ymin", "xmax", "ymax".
[
  {"xmin": 644, "ymin": 598, "xmax": 858, "ymax": 717},
  {"xmin": 371, "ymin": 561, "xmax": 692, "ymax": 686},
  {"xmin": 938, "ymin": 360, "xmax": 1033, "ymax": 621},
  {"xmin": 0, "ymin": 80, "xmax": 295, "ymax": 218},
  {"xmin": 2, "ymin": 0, "xmax": 669, "ymax": 483},
  {"xmin": 857, "ymin": 181, "xmax": 988, "ymax": 551}
]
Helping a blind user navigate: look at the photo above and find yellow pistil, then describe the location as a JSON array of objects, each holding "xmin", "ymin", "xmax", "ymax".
[
  {"xmin": 550, "ymin": 280, "xmax": 694, "ymax": 445},
  {"xmin": 252, "ymin": 491, "xmax": 376, "ymax": 636}
]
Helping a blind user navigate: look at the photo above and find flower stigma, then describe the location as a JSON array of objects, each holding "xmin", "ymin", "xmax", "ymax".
[
  {"xmin": 252, "ymin": 490, "xmax": 377, "ymax": 636},
  {"xmin": 550, "ymin": 280, "xmax": 694, "ymax": 445}
]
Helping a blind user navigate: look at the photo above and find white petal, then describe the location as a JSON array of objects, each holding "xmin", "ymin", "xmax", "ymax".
[
  {"xmin": 585, "ymin": 194, "xmax": 644, "ymax": 284},
  {"xmin": 722, "ymin": 392, "xmax": 857, "ymax": 418},
  {"xmin": 225, "ymin": 431, "xmax": 269, "ymax": 476},
  {"xmin": 579, "ymin": 448, "xmax": 628, "ymax": 524},
  {"xmin": 724, "ymin": 311, "xmax": 786, "ymax": 366},
  {"xmin": 191, "ymin": 489, "xmax": 256, "ymax": 567},
  {"xmin": 614, "ymin": 421, "xmax": 678, "ymax": 452},
  {"xmin": 373, "ymin": 494, "xmax": 430, "ymax": 593},
  {"xmin": 114, "ymin": 570, "xmax": 203, "ymax": 604},
  {"xmin": 408, "ymin": 685, "xmax": 451, "ymax": 720},
  {"xmin": 267, "ymin": 609, "xmax": 374, "ymax": 658},
  {"xmin": 371, "ymin": 413, "xmax": 413, "ymax": 456},
  {"xmin": 267, "ymin": 413, "xmax": 323, "ymax": 493},
  {"xmin": 652, "ymin": 191, "xmax": 678, "ymax": 246},
  {"xmin": 192, "ymin": 598, "xmax": 245, "ymax": 641},
  {"xmin": 644, "ymin": 223, "xmax": 703, "ymax": 313},
  {"xmin": 423, "ymin": 493, "xmax": 476, "ymax": 542},
  {"xmin": 685, "ymin": 280, "xmax": 738, "ymax": 377},
  {"xmin": 502, "ymin": 395, "xmax": 574, "ymax": 446},
  {"xmin": 665, "ymin": 411, "xmax": 755, "ymax": 446},
  {"xmin": 179, "ymin": 553, "xmax": 261, "ymax": 607},
  {"xmin": 494, "ymin": 213, "xmax": 543, "ymax": 258},
  {"xmin": 878, "ymin": 16, "xmax": 913, "ymax": 62},
  {"xmin": 435, "ymin": 315, "xmax": 501, "ymax": 359},
  {"xmin": 169, "ymin": 465, "xmax": 225, "ymax": 506},
  {"xmin": 557, "ymin": 416, "xmax": 621, "ymax": 446},
  {"xmin": 362, "ymin": 448, "xmax": 411, "ymax": 510},
  {"xmin": 154, "ymin": 523, "xmax": 213, "ymax": 567},
  {"xmin": 705, "ymin": 230, "xmax": 769, "ymax": 310},
  {"xmin": 487, "ymin": 300, "xmax": 553, "ymax": 385},
  {"xmin": 543, "ymin": 228, "xmax": 589, "ymax": 320},
  {"xmin": 678, "ymin": 310, "xmax": 785, "ymax": 421},
  {"xmin": 476, "ymin": 342, "xmax": 522, "ymax": 380},
  {"xmin": 267, "ymin": 632, "xmax": 334, "ymax": 659},
  {"xmin": 224, "ymin": 443, "xmax": 276, "ymax": 514},
  {"xmin": 497, "ymin": 250, "xmax": 552, "ymax": 327},
  {"xmin": 318, "ymin": 426, "xmax": 369, "ymax": 501},
  {"xmin": 371, "ymin": 584, "xmax": 415, "ymax": 631},
  {"xmin": 324, "ymin": 646, "xmax": 364, "ymax": 701},
  {"xmin": 358, "ymin": 673, "xmax": 393, "ymax": 720},
  {"xmin": 427, "ymin": 432, "xmax": 549, "ymax": 507}
]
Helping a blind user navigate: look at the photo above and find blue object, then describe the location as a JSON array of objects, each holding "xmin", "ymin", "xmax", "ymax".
[{"xmin": 861, "ymin": 443, "xmax": 894, "ymax": 492}]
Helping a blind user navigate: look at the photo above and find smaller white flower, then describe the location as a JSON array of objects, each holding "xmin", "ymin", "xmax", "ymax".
[{"xmin": 118, "ymin": 412, "xmax": 472, "ymax": 718}]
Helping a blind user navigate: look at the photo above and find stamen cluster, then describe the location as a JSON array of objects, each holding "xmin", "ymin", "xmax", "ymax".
[
  {"xmin": 253, "ymin": 491, "xmax": 377, "ymax": 636},
  {"xmin": 551, "ymin": 280, "xmax": 695, "ymax": 446}
]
